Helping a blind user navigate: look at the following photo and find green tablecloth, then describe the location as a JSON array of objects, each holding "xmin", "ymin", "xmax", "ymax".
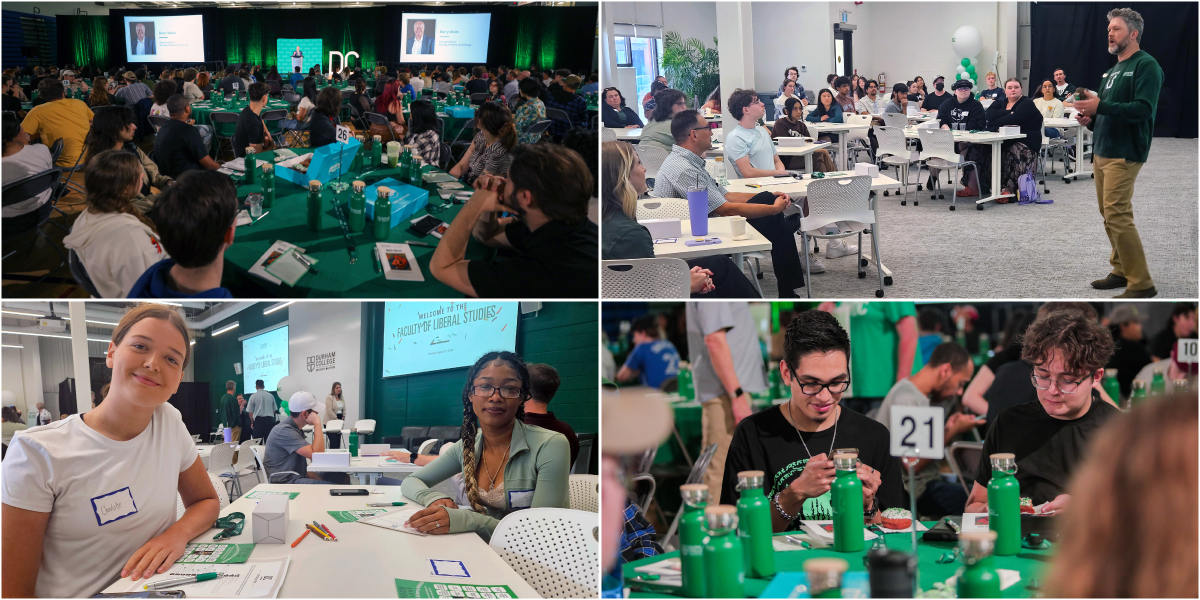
[
  {"xmin": 624, "ymin": 526, "xmax": 1052, "ymax": 598},
  {"xmin": 220, "ymin": 148, "xmax": 491, "ymax": 298},
  {"xmin": 190, "ymin": 100, "xmax": 292, "ymax": 126}
]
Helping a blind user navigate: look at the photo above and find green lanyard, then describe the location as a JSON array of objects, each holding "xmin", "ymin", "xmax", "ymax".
[{"xmin": 213, "ymin": 512, "xmax": 246, "ymax": 541}]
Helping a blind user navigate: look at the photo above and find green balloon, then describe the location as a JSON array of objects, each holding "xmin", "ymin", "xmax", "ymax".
[
  {"xmin": 961, "ymin": 57, "xmax": 971, "ymax": 67},
  {"xmin": 966, "ymin": 67, "xmax": 977, "ymax": 77}
]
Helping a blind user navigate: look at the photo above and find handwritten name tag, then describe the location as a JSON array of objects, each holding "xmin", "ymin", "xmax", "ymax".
[
  {"xmin": 507, "ymin": 489, "xmax": 534, "ymax": 509},
  {"xmin": 91, "ymin": 487, "xmax": 138, "ymax": 526}
]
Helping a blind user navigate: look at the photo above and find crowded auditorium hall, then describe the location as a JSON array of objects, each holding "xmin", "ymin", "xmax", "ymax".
[
  {"xmin": 3, "ymin": 1, "xmax": 599, "ymax": 299},
  {"xmin": 2, "ymin": 300, "xmax": 600, "ymax": 598},
  {"xmin": 601, "ymin": 300, "xmax": 1198, "ymax": 598},
  {"xmin": 600, "ymin": 2, "xmax": 1196, "ymax": 300}
]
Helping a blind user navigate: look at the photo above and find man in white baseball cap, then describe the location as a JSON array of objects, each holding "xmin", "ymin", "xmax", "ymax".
[{"xmin": 263, "ymin": 391, "xmax": 345, "ymax": 484}]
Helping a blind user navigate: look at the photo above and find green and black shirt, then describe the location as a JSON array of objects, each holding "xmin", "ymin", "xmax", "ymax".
[{"xmin": 1093, "ymin": 49, "xmax": 1163, "ymax": 163}]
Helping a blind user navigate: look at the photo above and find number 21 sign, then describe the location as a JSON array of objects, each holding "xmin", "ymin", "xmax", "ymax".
[{"xmin": 889, "ymin": 406, "xmax": 944, "ymax": 460}]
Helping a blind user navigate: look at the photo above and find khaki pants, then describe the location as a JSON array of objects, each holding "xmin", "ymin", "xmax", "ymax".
[
  {"xmin": 701, "ymin": 394, "xmax": 736, "ymax": 503},
  {"xmin": 1094, "ymin": 155, "xmax": 1152, "ymax": 290}
]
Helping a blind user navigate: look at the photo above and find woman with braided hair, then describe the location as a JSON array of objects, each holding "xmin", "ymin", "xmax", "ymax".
[{"xmin": 402, "ymin": 351, "xmax": 571, "ymax": 540}]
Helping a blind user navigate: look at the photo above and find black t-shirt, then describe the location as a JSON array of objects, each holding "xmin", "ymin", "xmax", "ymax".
[
  {"xmin": 464, "ymin": 78, "xmax": 489, "ymax": 96},
  {"xmin": 985, "ymin": 343, "xmax": 1023, "ymax": 375},
  {"xmin": 721, "ymin": 404, "xmax": 905, "ymax": 528},
  {"xmin": 153, "ymin": 118, "xmax": 209, "ymax": 178},
  {"xmin": 936, "ymin": 97, "xmax": 986, "ymax": 131},
  {"xmin": 308, "ymin": 112, "xmax": 338, "ymax": 149},
  {"xmin": 219, "ymin": 75, "xmax": 244, "ymax": 96},
  {"xmin": 2, "ymin": 92, "xmax": 22, "ymax": 113},
  {"xmin": 979, "ymin": 87, "xmax": 1004, "ymax": 101},
  {"xmin": 1149, "ymin": 328, "xmax": 1178, "ymax": 360},
  {"xmin": 231, "ymin": 106, "xmax": 265, "ymax": 158},
  {"xmin": 466, "ymin": 219, "xmax": 598, "ymax": 298},
  {"xmin": 921, "ymin": 91, "xmax": 951, "ymax": 111},
  {"xmin": 983, "ymin": 360, "xmax": 1037, "ymax": 426},
  {"xmin": 976, "ymin": 393, "xmax": 1119, "ymax": 504},
  {"xmin": 1106, "ymin": 337, "xmax": 1152, "ymax": 397}
]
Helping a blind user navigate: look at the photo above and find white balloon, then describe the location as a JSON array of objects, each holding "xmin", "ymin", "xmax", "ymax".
[
  {"xmin": 951, "ymin": 25, "xmax": 983, "ymax": 58},
  {"xmin": 969, "ymin": 57, "xmax": 979, "ymax": 68},
  {"xmin": 957, "ymin": 65, "xmax": 966, "ymax": 74},
  {"xmin": 275, "ymin": 375, "xmax": 299, "ymax": 404}
]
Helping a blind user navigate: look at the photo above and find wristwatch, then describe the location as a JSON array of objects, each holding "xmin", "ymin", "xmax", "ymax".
[
  {"xmin": 863, "ymin": 496, "xmax": 879, "ymax": 520},
  {"xmin": 734, "ymin": 387, "xmax": 744, "ymax": 398},
  {"xmin": 410, "ymin": 451, "xmax": 419, "ymax": 464}
]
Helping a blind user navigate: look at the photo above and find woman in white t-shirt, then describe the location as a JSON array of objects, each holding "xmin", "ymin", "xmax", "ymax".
[
  {"xmin": 1, "ymin": 304, "xmax": 220, "ymax": 598},
  {"xmin": 1034, "ymin": 79, "xmax": 1065, "ymax": 139},
  {"xmin": 2, "ymin": 115, "xmax": 54, "ymax": 219},
  {"xmin": 149, "ymin": 80, "xmax": 176, "ymax": 118}
]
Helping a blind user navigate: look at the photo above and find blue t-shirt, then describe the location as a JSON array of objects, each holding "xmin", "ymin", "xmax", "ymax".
[
  {"xmin": 623, "ymin": 339, "xmax": 680, "ymax": 389},
  {"xmin": 128, "ymin": 258, "xmax": 234, "ymax": 298},
  {"xmin": 724, "ymin": 124, "xmax": 778, "ymax": 178},
  {"xmin": 289, "ymin": 73, "xmax": 304, "ymax": 88},
  {"xmin": 918, "ymin": 334, "xmax": 941, "ymax": 367}
]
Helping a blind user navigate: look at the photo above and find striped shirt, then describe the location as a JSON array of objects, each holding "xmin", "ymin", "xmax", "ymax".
[
  {"xmin": 404, "ymin": 129, "xmax": 441, "ymax": 168},
  {"xmin": 114, "ymin": 82, "xmax": 152, "ymax": 105},
  {"xmin": 465, "ymin": 130, "xmax": 512, "ymax": 184},
  {"xmin": 651, "ymin": 144, "xmax": 727, "ymax": 214}
]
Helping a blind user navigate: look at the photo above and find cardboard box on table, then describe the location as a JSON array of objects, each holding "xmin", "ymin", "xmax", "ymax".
[
  {"xmin": 446, "ymin": 106, "xmax": 475, "ymax": 119},
  {"xmin": 275, "ymin": 138, "xmax": 363, "ymax": 186},
  {"xmin": 363, "ymin": 178, "xmax": 430, "ymax": 228},
  {"xmin": 252, "ymin": 494, "xmax": 290, "ymax": 544}
]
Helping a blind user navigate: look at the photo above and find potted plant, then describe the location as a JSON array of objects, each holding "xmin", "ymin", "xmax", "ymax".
[{"xmin": 660, "ymin": 31, "xmax": 720, "ymax": 109}]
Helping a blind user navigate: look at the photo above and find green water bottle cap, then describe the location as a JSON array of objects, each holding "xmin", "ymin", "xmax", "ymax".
[
  {"xmin": 308, "ymin": 180, "xmax": 322, "ymax": 191},
  {"xmin": 1172, "ymin": 379, "xmax": 1190, "ymax": 390},
  {"xmin": 1153, "ymin": 368, "xmax": 1163, "ymax": 377},
  {"xmin": 1105, "ymin": 368, "xmax": 1118, "ymax": 378},
  {"xmin": 833, "ymin": 452, "xmax": 858, "ymax": 470},
  {"xmin": 990, "ymin": 453, "xmax": 1016, "ymax": 472},
  {"xmin": 703, "ymin": 505, "xmax": 738, "ymax": 533},
  {"xmin": 736, "ymin": 470, "xmax": 764, "ymax": 490},
  {"xmin": 681, "ymin": 483, "xmax": 708, "ymax": 506},
  {"xmin": 1132, "ymin": 380, "xmax": 1147, "ymax": 390},
  {"xmin": 959, "ymin": 530, "xmax": 997, "ymax": 561},
  {"xmin": 803, "ymin": 558, "xmax": 848, "ymax": 596},
  {"xmin": 352, "ymin": 180, "xmax": 365, "ymax": 191}
]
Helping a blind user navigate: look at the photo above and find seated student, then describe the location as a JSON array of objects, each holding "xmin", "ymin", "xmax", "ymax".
[
  {"xmin": 2, "ymin": 115, "xmax": 55, "ymax": 222},
  {"xmin": 149, "ymin": 79, "xmax": 175, "ymax": 117},
  {"xmin": 544, "ymin": 75, "xmax": 588, "ymax": 140},
  {"xmin": 83, "ymin": 106, "xmax": 175, "ymax": 213},
  {"xmin": 921, "ymin": 75, "xmax": 952, "ymax": 112},
  {"xmin": 775, "ymin": 79, "xmax": 806, "ymax": 115},
  {"xmin": 965, "ymin": 308, "xmax": 1120, "ymax": 514},
  {"xmin": 3, "ymin": 76, "xmax": 25, "ymax": 118},
  {"xmin": 483, "ymin": 78, "xmax": 505, "ymax": 104},
  {"xmin": 196, "ymin": 72, "xmax": 213, "ymax": 99},
  {"xmin": 114, "ymin": 71, "xmax": 153, "ymax": 106},
  {"xmin": 832, "ymin": 76, "xmax": 856, "ymax": 115},
  {"xmin": 961, "ymin": 78, "xmax": 1042, "ymax": 199},
  {"xmin": 262, "ymin": 392, "xmax": 343, "ymax": 484},
  {"xmin": 218, "ymin": 69, "xmax": 244, "ymax": 97},
  {"xmin": 20, "ymin": 78, "xmax": 93, "ymax": 169},
  {"xmin": 935, "ymin": 79, "xmax": 986, "ymax": 197},
  {"xmin": 917, "ymin": 309, "xmax": 945, "ymax": 364},
  {"xmin": 448, "ymin": 102, "xmax": 516, "ymax": 185},
  {"xmin": 180, "ymin": 68, "xmax": 205, "ymax": 104},
  {"xmin": 640, "ymin": 88, "xmax": 688, "ymax": 152},
  {"xmin": 373, "ymin": 79, "xmax": 408, "ymax": 141},
  {"xmin": 771, "ymin": 97, "xmax": 835, "ymax": 172},
  {"xmin": 641, "ymin": 79, "xmax": 668, "ymax": 115},
  {"xmin": 153, "ymin": 94, "xmax": 221, "ymax": 179},
  {"xmin": 599, "ymin": 141, "xmax": 758, "ymax": 298},
  {"xmin": 307, "ymin": 86, "xmax": 342, "ymax": 149},
  {"xmin": 874, "ymin": 342, "xmax": 985, "ymax": 518},
  {"xmin": 721, "ymin": 309, "xmax": 905, "ymax": 528},
  {"xmin": 616, "ymin": 315, "xmax": 682, "ymax": 389},
  {"xmin": 1033, "ymin": 79, "xmax": 1065, "ymax": 138},
  {"xmin": 513, "ymin": 77, "xmax": 547, "ymax": 144},
  {"xmin": 520, "ymin": 363, "xmax": 581, "ymax": 466},
  {"xmin": 601, "ymin": 87, "xmax": 643, "ymax": 129},
  {"xmin": 231, "ymin": 82, "xmax": 273, "ymax": 157},
  {"xmin": 1, "ymin": 305, "xmax": 220, "ymax": 598},
  {"xmin": 1, "ymin": 406, "xmax": 28, "ymax": 447},
  {"xmin": 464, "ymin": 66, "xmax": 490, "ymax": 96},
  {"xmin": 348, "ymin": 78, "xmax": 373, "ymax": 128},
  {"xmin": 806, "ymin": 89, "xmax": 843, "ymax": 143},
  {"xmin": 401, "ymin": 352, "xmax": 570, "ymax": 539},
  {"xmin": 397, "ymin": 72, "xmax": 416, "ymax": 102},
  {"xmin": 280, "ymin": 77, "xmax": 318, "ymax": 141},
  {"xmin": 288, "ymin": 66, "xmax": 304, "ymax": 89},
  {"xmin": 653, "ymin": 109, "xmax": 810, "ymax": 296},
  {"xmin": 1150, "ymin": 302, "xmax": 1197, "ymax": 362},
  {"xmin": 432, "ymin": 143, "xmax": 596, "ymax": 298},
  {"xmin": 130, "ymin": 170, "xmax": 236, "ymax": 298},
  {"xmin": 979, "ymin": 71, "xmax": 1003, "ymax": 102},
  {"xmin": 884, "ymin": 83, "xmax": 910, "ymax": 115},
  {"xmin": 63, "ymin": 150, "xmax": 167, "ymax": 297},
  {"xmin": 403, "ymin": 99, "xmax": 441, "ymax": 167}
]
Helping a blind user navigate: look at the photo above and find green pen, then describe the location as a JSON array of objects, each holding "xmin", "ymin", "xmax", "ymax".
[
  {"xmin": 368, "ymin": 501, "xmax": 407, "ymax": 507},
  {"xmin": 144, "ymin": 573, "xmax": 218, "ymax": 590}
]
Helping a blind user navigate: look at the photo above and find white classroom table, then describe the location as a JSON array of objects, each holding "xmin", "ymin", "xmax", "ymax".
[
  {"xmin": 650, "ymin": 216, "xmax": 773, "ymax": 272},
  {"xmin": 802, "ymin": 121, "xmax": 873, "ymax": 171},
  {"xmin": 1043, "ymin": 116, "xmax": 1093, "ymax": 182},
  {"xmin": 308, "ymin": 455, "xmax": 424, "ymax": 484},
  {"xmin": 608, "ymin": 127, "xmax": 643, "ymax": 141},
  {"xmin": 707, "ymin": 140, "xmax": 832, "ymax": 173},
  {"xmin": 902, "ymin": 126, "xmax": 1026, "ymax": 207},
  {"xmin": 100, "ymin": 484, "xmax": 540, "ymax": 598}
]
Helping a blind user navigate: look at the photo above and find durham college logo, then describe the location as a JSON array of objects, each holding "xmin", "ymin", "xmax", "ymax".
[{"xmin": 307, "ymin": 352, "xmax": 336, "ymax": 373}]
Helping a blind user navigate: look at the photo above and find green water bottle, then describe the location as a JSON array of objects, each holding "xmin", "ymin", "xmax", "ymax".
[
  {"xmin": 702, "ymin": 506, "xmax": 745, "ymax": 598},
  {"xmin": 350, "ymin": 136, "xmax": 364, "ymax": 174},
  {"xmin": 1172, "ymin": 379, "xmax": 1191, "ymax": 394},
  {"xmin": 1130, "ymin": 380, "xmax": 1148, "ymax": 405},
  {"xmin": 348, "ymin": 180, "xmax": 366, "ymax": 232},
  {"xmin": 348, "ymin": 429, "xmax": 359, "ymax": 457},
  {"xmin": 804, "ymin": 558, "xmax": 849, "ymax": 599},
  {"xmin": 1102, "ymin": 369, "xmax": 1121, "ymax": 407},
  {"xmin": 678, "ymin": 365, "xmax": 694, "ymax": 400},
  {"xmin": 306, "ymin": 180, "xmax": 324, "ymax": 232},
  {"xmin": 831, "ymin": 452, "xmax": 864, "ymax": 553},
  {"xmin": 370, "ymin": 135, "xmax": 383, "ymax": 172},
  {"xmin": 243, "ymin": 148, "xmax": 256, "ymax": 184},
  {"xmin": 400, "ymin": 144, "xmax": 412, "ymax": 172},
  {"xmin": 957, "ymin": 531, "xmax": 1002, "ymax": 598},
  {"xmin": 372, "ymin": 187, "xmax": 392, "ymax": 241},
  {"xmin": 679, "ymin": 484, "xmax": 708, "ymax": 598},
  {"xmin": 261, "ymin": 165, "xmax": 275, "ymax": 208},
  {"xmin": 768, "ymin": 365, "xmax": 783, "ymax": 400},
  {"xmin": 409, "ymin": 155, "xmax": 424, "ymax": 186},
  {"xmin": 735, "ymin": 471, "xmax": 775, "ymax": 578},
  {"xmin": 1150, "ymin": 368, "xmax": 1167, "ymax": 397},
  {"xmin": 987, "ymin": 453, "xmax": 1021, "ymax": 556}
]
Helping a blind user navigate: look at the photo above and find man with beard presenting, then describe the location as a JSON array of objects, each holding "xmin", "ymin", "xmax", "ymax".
[{"xmin": 721, "ymin": 309, "xmax": 905, "ymax": 531}]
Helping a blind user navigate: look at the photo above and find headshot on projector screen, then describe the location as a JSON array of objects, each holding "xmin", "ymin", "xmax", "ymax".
[
  {"xmin": 129, "ymin": 22, "xmax": 157, "ymax": 56},
  {"xmin": 406, "ymin": 19, "xmax": 435, "ymax": 55}
]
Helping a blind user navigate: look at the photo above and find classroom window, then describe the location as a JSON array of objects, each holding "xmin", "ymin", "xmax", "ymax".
[
  {"xmin": 614, "ymin": 36, "xmax": 632, "ymax": 67},
  {"xmin": 629, "ymin": 36, "xmax": 660, "ymax": 121}
]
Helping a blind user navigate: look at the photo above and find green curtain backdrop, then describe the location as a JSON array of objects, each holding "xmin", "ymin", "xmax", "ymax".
[
  {"xmin": 58, "ymin": 15, "xmax": 109, "ymax": 70},
  {"xmin": 219, "ymin": 8, "xmax": 380, "ymax": 71}
]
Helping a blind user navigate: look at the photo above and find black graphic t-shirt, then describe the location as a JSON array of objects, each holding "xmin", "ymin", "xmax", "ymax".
[
  {"xmin": 976, "ymin": 393, "xmax": 1119, "ymax": 505},
  {"xmin": 721, "ymin": 404, "xmax": 906, "ymax": 530}
]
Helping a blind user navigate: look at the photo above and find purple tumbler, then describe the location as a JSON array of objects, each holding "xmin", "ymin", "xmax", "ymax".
[
  {"xmin": 687, "ymin": 187, "xmax": 709, "ymax": 236},
  {"xmin": 223, "ymin": 427, "xmax": 233, "ymax": 443}
]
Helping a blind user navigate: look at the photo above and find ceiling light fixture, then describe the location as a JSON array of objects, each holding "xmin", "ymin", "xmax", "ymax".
[
  {"xmin": 263, "ymin": 301, "xmax": 295, "ymax": 315},
  {"xmin": 212, "ymin": 322, "xmax": 240, "ymax": 336}
]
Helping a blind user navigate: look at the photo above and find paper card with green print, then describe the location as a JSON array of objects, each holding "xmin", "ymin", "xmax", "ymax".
[
  {"xmin": 395, "ymin": 579, "xmax": 516, "ymax": 598},
  {"xmin": 245, "ymin": 490, "xmax": 300, "ymax": 499},
  {"xmin": 177, "ymin": 543, "xmax": 256, "ymax": 564},
  {"xmin": 327, "ymin": 508, "xmax": 390, "ymax": 523}
]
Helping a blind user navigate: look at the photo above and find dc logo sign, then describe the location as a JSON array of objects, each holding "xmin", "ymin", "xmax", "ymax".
[{"xmin": 328, "ymin": 51, "xmax": 361, "ymax": 77}]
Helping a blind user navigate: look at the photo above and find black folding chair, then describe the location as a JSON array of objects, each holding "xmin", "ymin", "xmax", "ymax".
[
  {"xmin": 49, "ymin": 138, "xmax": 64, "ymax": 164},
  {"xmin": 364, "ymin": 111, "xmax": 398, "ymax": 143},
  {"xmin": 209, "ymin": 111, "xmax": 241, "ymax": 159},
  {"xmin": 261, "ymin": 109, "xmax": 288, "ymax": 147},
  {"xmin": 2, "ymin": 168, "xmax": 67, "ymax": 284},
  {"xmin": 522, "ymin": 119, "xmax": 553, "ymax": 140},
  {"xmin": 68, "ymin": 249, "xmax": 101, "ymax": 297},
  {"xmin": 147, "ymin": 115, "xmax": 169, "ymax": 134},
  {"xmin": 470, "ymin": 93, "xmax": 487, "ymax": 105},
  {"xmin": 545, "ymin": 107, "xmax": 573, "ymax": 131},
  {"xmin": 437, "ymin": 141, "xmax": 452, "ymax": 171}
]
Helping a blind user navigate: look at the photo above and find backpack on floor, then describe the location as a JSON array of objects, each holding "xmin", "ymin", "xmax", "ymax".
[{"xmin": 1017, "ymin": 170, "xmax": 1041, "ymax": 205}]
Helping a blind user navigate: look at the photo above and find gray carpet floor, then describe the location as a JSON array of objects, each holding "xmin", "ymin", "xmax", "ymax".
[{"xmin": 749, "ymin": 138, "xmax": 1198, "ymax": 299}]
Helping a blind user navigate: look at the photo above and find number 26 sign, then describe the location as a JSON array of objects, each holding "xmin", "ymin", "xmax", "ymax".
[{"xmin": 889, "ymin": 406, "xmax": 944, "ymax": 460}]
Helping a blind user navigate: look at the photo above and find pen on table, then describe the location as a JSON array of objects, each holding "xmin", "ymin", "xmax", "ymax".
[
  {"xmin": 316, "ymin": 522, "xmax": 338, "ymax": 542},
  {"xmin": 306, "ymin": 523, "xmax": 332, "ymax": 541},
  {"xmin": 144, "ymin": 573, "xmax": 218, "ymax": 590},
  {"xmin": 372, "ymin": 246, "xmax": 382, "ymax": 273},
  {"xmin": 251, "ymin": 211, "xmax": 270, "ymax": 224},
  {"xmin": 405, "ymin": 241, "xmax": 435, "ymax": 248},
  {"xmin": 368, "ymin": 501, "xmax": 407, "ymax": 507},
  {"xmin": 295, "ymin": 252, "xmax": 320, "ymax": 275},
  {"xmin": 291, "ymin": 528, "xmax": 311, "ymax": 548}
]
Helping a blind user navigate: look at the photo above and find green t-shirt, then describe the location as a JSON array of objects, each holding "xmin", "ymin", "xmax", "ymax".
[
  {"xmin": 1093, "ymin": 49, "xmax": 1162, "ymax": 163},
  {"xmin": 846, "ymin": 302, "xmax": 918, "ymax": 398},
  {"xmin": 219, "ymin": 393, "xmax": 239, "ymax": 429}
]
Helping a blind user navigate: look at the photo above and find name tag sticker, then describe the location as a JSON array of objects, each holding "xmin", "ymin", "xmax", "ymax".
[
  {"xmin": 508, "ymin": 489, "xmax": 534, "ymax": 509},
  {"xmin": 91, "ymin": 487, "xmax": 138, "ymax": 526}
]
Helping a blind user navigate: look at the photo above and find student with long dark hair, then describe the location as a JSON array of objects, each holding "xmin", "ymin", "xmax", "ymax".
[
  {"xmin": 83, "ymin": 106, "xmax": 174, "ymax": 212},
  {"xmin": 403, "ymin": 99, "xmax": 441, "ymax": 167},
  {"xmin": 449, "ymin": 101, "xmax": 517, "ymax": 184},
  {"xmin": 280, "ymin": 77, "xmax": 318, "ymax": 142},
  {"xmin": 401, "ymin": 352, "xmax": 570, "ymax": 539},
  {"xmin": 307, "ymin": 86, "xmax": 342, "ymax": 149}
]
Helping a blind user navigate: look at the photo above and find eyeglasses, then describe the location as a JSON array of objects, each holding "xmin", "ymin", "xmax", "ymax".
[
  {"xmin": 784, "ymin": 363, "xmax": 851, "ymax": 396},
  {"xmin": 1030, "ymin": 373, "xmax": 1092, "ymax": 394},
  {"xmin": 470, "ymin": 384, "xmax": 524, "ymax": 399}
]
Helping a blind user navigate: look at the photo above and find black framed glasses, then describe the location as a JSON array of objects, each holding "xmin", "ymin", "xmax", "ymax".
[
  {"xmin": 1030, "ymin": 373, "xmax": 1092, "ymax": 394},
  {"xmin": 470, "ymin": 384, "xmax": 524, "ymax": 399},
  {"xmin": 784, "ymin": 363, "xmax": 851, "ymax": 396}
]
